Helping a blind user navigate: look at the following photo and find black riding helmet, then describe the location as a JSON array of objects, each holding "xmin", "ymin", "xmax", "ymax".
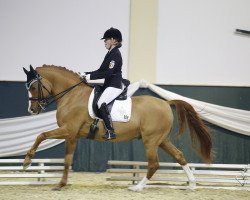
[{"xmin": 101, "ymin": 27, "xmax": 122, "ymax": 42}]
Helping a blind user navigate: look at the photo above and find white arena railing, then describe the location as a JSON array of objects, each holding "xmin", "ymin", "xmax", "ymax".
[
  {"xmin": 106, "ymin": 160, "xmax": 250, "ymax": 190},
  {"xmin": 0, "ymin": 158, "xmax": 70, "ymax": 185}
]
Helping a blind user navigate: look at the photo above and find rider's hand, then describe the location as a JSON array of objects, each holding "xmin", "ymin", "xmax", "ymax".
[
  {"xmin": 78, "ymin": 72, "xmax": 86, "ymax": 79},
  {"xmin": 78, "ymin": 72, "xmax": 90, "ymax": 82},
  {"xmin": 85, "ymin": 74, "xmax": 90, "ymax": 82}
]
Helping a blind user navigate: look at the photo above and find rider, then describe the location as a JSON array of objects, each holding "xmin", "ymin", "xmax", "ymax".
[{"xmin": 82, "ymin": 27, "xmax": 129, "ymax": 140}]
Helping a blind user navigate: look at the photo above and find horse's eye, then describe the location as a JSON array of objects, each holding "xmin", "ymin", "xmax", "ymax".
[{"xmin": 31, "ymin": 86, "xmax": 36, "ymax": 91}]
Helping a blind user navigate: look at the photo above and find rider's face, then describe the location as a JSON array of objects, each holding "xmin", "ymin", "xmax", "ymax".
[{"xmin": 104, "ymin": 38, "xmax": 115, "ymax": 50}]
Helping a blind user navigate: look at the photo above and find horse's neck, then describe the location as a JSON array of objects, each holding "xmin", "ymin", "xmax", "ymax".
[{"xmin": 38, "ymin": 68, "xmax": 91, "ymax": 106}]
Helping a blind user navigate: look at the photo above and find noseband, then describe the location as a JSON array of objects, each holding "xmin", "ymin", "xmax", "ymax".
[{"xmin": 26, "ymin": 72, "xmax": 85, "ymax": 111}]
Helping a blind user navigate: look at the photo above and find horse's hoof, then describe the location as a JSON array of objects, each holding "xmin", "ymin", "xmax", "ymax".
[
  {"xmin": 128, "ymin": 185, "xmax": 143, "ymax": 192},
  {"xmin": 52, "ymin": 183, "xmax": 66, "ymax": 191},
  {"xmin": 188, "ymin": 183, "xmax": 196, "ymax": 190},
  {"xmin": 52, "ymin": 186, "xmax": 62, "ymax": 191}
]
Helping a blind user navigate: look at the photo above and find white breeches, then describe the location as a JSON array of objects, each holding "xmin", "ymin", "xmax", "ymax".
[{"xmin": 97, "ymin": 86, "xmax": 124, "ymax": 108}]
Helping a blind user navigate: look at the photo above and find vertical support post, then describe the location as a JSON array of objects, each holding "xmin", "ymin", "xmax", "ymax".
[
  {"xmin": 247, "ymin": 164, "xmax": 250, "ymax": 173},
  {"xmin": 132, "ymin": 164, "xmax": 140, "ymax": 185},
  {"xmin": 38, "ymin": 162, "xmax": 45, "ymax": 181},
  {"xmin": 128, "ymin": 0, "xmax": 158, "ymax": 83}
]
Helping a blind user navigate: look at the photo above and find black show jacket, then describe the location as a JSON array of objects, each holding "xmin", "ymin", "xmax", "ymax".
[{"xmin": 86, "ymin": 47, "xmax": 124, "ymax": 89}]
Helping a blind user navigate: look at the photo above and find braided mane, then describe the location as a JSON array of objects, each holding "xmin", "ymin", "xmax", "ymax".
[{"xmin": 36, "ymin": 64, "xmax": 80, "ymax": 80}]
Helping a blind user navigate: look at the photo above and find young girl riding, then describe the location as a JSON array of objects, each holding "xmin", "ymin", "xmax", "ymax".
[{"xmin": 81, "ymin": 27, "xmax": 129, "ymax": 140}]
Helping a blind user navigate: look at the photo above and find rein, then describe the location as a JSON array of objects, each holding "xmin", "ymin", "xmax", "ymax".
[{"xmin": 27, "ymin": 74, "xmax": 86, "ymax": 111}]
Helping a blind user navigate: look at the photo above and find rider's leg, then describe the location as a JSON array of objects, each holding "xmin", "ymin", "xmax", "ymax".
[
  {"xmin": 97, "ymin": 87, "xmax": 123, "ymax": 140},
  {"xmin": 99, "ymin": 103, "xmax": 116, "ymax": 140}
]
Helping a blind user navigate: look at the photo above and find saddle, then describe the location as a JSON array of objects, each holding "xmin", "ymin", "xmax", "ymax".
[
  {"xmin": 91, "ymin": 85, "xmax": 128, "ymax": 119},
  {"xmin": 87, "ymin": 80, "xmax": 131, "ymax": 139}
]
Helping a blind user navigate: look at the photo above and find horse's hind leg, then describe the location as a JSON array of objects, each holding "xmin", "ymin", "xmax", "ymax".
[
  {"xmin": 128, "ymin": 146, "xmax": 159, "ymax": 192},
  {"xmin": 159, "ymin": 140, "xmax": 196, "ymax": 187},
  {"xmin": 159, "ymin": 140, "xmax": 186, "ymax": 165},
  {"xmin": 53, "ymin": 139, "xmax": 77, "ymax": 191}
]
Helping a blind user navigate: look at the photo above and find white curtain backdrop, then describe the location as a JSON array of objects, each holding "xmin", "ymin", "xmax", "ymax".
[{"xmin": 0, "ymin": 80, "xmax": 249, "ymax": 157}]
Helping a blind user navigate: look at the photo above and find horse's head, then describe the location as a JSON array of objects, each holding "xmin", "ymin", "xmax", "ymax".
[{"xmin": 23, "ymin": 65, "xmax": 52, "ymax": 115}]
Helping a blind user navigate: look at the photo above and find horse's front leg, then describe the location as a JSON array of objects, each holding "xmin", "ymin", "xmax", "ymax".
[
  {"xmin": 23, "ymin": 126, "xmax": 69, "ymax": 169},
  {"xmin": 53, "ymin": 139, "xmax": 77, "ymax": 191}
]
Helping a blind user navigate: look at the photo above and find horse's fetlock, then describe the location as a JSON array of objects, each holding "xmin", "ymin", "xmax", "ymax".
[
  {"xmin": 59, "ymin": 180, "xmax": 67, "ymax": 187},
  {"xmin": 176, "ymin": 153, "xmax": 187, "ymax": 165}
]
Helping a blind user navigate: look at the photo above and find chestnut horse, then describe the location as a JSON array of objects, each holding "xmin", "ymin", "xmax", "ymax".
[{"xmin": 23, "ymin": 65, "xmax": 212, "ymax": 191}]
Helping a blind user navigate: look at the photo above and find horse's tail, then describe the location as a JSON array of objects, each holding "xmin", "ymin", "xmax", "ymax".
[{"xmin": 168, "ymin": 100, "xmax": 213, "ymax": 163}]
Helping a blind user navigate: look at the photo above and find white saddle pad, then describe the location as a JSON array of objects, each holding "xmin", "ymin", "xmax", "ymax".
[{"xmin": 88, "ymin": 89, "xmax": 132, "ymax": 122}]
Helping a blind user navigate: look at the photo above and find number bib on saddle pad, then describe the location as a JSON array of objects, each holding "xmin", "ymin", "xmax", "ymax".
[{"xmin": 88, "ymin": 88, "xmax": 132, "ymax": 122}]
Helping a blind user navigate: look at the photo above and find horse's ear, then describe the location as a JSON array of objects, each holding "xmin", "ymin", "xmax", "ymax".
[
  {"xmin": 23, "ymin": 67, "xmax": 29, "ymax": 75},
  {"xmin": 30, "ymin": 65, "xmax": 35, "ymax": 72}
]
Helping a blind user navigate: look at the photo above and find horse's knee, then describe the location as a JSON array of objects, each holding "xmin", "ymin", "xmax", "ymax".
[{"xmin": 37, "ymin": 133, "xmax": 46, "ymax": 141}]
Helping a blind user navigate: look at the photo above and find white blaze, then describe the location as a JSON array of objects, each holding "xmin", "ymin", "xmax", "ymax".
[{"xmin": 28, "ymin": 91, "xmax": 32, "ymax": 114}]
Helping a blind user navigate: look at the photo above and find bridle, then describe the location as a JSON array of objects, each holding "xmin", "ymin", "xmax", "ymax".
[{"xmin": 25, "ymin": 73, "xmax": 86, "ymax": 111}]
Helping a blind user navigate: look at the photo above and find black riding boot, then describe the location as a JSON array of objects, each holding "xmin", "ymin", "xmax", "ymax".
[{"xmin": 99, "ymin": 103, "xmax": 116, "ymax": 140}]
